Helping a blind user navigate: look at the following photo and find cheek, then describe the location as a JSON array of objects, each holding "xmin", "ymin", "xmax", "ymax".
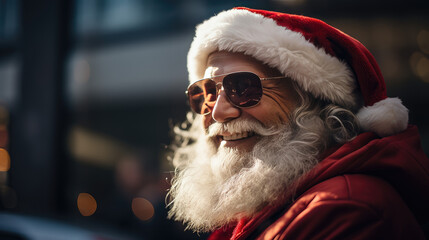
[{"xmin": 249, "ymin": 94, "xmax": 295, "ymax": 125}]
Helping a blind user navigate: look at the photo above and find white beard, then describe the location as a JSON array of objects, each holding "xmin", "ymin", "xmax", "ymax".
[{"xmin": 167, "ymin": 117, "xmax": 326, "ymax": 232}]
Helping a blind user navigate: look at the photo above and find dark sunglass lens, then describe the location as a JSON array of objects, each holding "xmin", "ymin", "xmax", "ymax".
[
  {"xmin": 223, "ymin": 72, "xmax": 262, "ymax": 107},
  {"xmin": 187, "ymin": 79, "xmax": 217, "ymax": 114}
]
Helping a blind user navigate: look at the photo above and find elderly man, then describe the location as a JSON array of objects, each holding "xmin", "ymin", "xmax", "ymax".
[{"xmin": 167, "ymin": 7, "xmax": 429, "ymax": 239}]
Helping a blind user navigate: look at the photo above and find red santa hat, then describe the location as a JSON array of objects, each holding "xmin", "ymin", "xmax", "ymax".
[{"xmin": 187, "ymin": 7, "xmax": 408, "ymax": 137}]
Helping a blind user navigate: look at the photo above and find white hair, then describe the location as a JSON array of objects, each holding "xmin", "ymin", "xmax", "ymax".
[{"xmin": 167, "ymin": 82, "xmax": 361, "ymax": 232}]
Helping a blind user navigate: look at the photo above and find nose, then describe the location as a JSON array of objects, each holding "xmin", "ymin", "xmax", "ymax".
[{"xmin": 211, "ymin": 89, "xmax": 241, "ymax": 123}]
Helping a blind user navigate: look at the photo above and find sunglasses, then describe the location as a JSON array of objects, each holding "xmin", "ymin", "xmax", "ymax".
[{"xmin": 186, "ymin": 72, "xmax": 286, "ymax": 115}]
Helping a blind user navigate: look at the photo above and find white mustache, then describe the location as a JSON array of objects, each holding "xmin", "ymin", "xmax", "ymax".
[{"xmin": 207, "ymin": 119, "xmax": 281, "ymax": 137}]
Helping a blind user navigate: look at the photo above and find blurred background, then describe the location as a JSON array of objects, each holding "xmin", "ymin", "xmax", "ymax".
[{"xmin": 0, "ymin": 0, "xmax": 428, "ymax": 239}]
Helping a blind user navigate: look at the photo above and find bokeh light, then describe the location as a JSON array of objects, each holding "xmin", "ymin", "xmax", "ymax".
[
  {"xmin": 77, "ymin": 193, "xmax": 97, "ymax": 216},
  {"xmin": 416, "ymin": 56, "xmax": 429, "ymax": 82},
  {"xmin": 409, "ymin": 51, "xmax": 429, "ymax": 82},
  {"xmin": 0, "ymin": 148, "xmax": 10, "ymax": 172},
  {"xmin": 417, "ymin": 30, "xmax": 429, "ymax": 54},
  {"xmin": 131, "ymin": 197, "xmax": 155, "ymax": 221}
]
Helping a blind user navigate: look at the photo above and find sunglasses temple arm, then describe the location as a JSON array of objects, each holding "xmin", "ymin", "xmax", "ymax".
[{"xmin": 260, "ymin": 76, "xmax": 287, "ymax": 81}]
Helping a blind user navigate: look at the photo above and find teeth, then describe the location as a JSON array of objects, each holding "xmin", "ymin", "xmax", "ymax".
[{"xmin": 222, "ymin": 132, "xmax": 254, "ymax": 141}]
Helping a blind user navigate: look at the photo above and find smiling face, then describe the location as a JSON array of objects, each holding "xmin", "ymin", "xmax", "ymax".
[
  {"xmin": 202, "ymin": 51, "xmax": 300, "ymax": 151},
  {"xmin": 168, "ymin": 52, "xmax": 332, "ymax": 231}
]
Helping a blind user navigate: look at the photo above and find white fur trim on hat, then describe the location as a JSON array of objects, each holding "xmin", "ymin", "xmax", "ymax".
[
  {"xmin": 187, "ymin": 9, "xmax": 359, "ymax": 108},
  {"xmin": 357, "ymin": 97, "xmax": 409, "ymax": 137}
]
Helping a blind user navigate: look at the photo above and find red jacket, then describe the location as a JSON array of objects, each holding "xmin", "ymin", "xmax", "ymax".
[{"xmin": 209, "ymin": 126, "xmax": 429, "ymax": 239}]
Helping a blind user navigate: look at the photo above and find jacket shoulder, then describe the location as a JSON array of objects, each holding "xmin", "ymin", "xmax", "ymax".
[
  {"xmin": 257, "ymin": 174, "xmax": 425, "ymax": 240},
  {"xmin": 305, "ymin": 174, "xmax": 400, "ymax": 210}
]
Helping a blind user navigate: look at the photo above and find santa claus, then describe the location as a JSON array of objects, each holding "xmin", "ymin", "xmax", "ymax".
[{"xmin": 167, "ymin": 7, "xmax": 429, "ymax": 239}]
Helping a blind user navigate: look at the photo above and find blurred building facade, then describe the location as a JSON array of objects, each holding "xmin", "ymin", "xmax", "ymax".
[{"xmin": 0, "ymin": 0, "xmax": 428, "ymax": 239}]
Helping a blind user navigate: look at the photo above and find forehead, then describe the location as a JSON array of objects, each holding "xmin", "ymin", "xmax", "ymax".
[{"xmin": 205, "ymin": 51, "xmax": 280, "ymax": 78}]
